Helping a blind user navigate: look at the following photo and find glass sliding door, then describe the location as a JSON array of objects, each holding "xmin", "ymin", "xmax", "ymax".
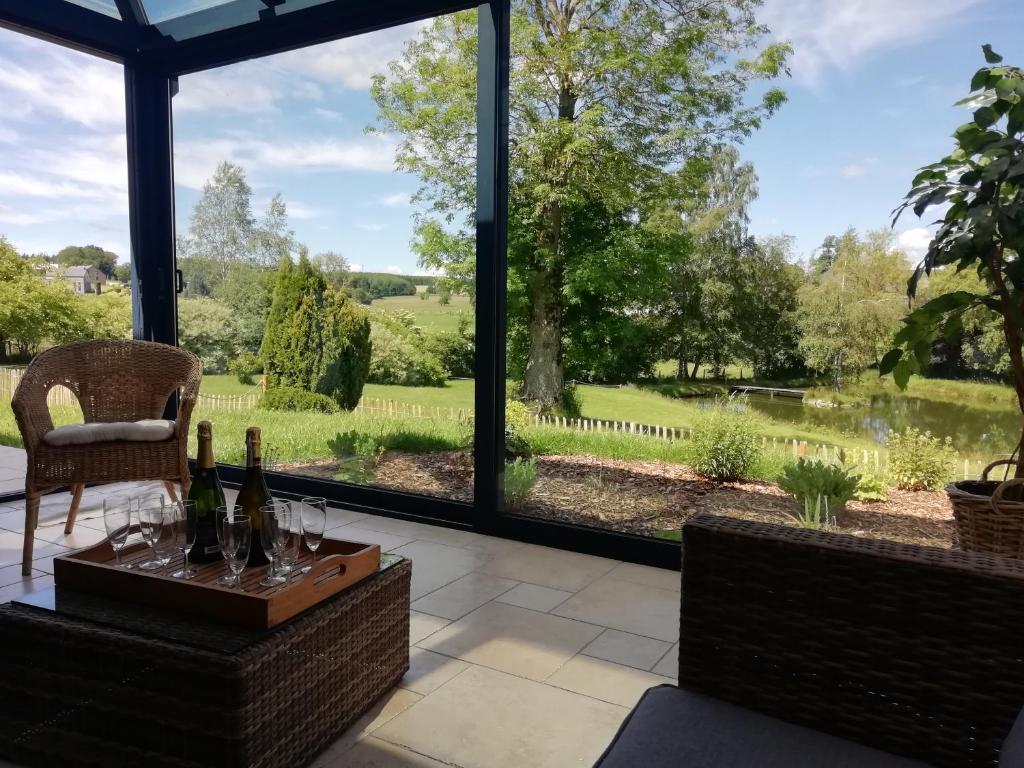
[{"xmin": 171, "ymin": 13, "xmax": 478, "ymax": 507}]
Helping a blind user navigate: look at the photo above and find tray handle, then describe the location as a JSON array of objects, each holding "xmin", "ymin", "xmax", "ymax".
[{"xmin": 304, "ymin": 545, "xmax": 380, "ymax": 594}]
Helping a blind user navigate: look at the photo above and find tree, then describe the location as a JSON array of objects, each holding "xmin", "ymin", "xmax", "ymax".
[
  {"xmin": 882, "ymin": 46, "xmax": 1024, "ymax": 475},
  {"xmin": 262, "ymin": 254, "xmax": 371, "ymax": 408},
  {"xmin": 312, "ymin": 251, "xmax": 350, "ymax": 290},
  {"xmin": 113, "ymin": 263, "xmax": 131, "ymax": 284},
  {"xmin": 54, "ymin": 244, "xmax": 118, "ymax": 277},
  {"xmin": 737, "ymin": 235, "xmax": 803, "ymax": 378},
  {"xmin": 797, "ymin": 229, "xmax": 908, "ymax": 389},
  {"xmin": 177, "ymin": 297, "xmax": 239, "ymax": 373},
  {"xmin": 372, "ymin": 1, "xmax": 790, "ymax": 408}
]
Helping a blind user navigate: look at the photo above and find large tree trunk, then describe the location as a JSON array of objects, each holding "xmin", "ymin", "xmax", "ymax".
[{"xmin": 522, "ymin": 263, "xmax": 564, "ymax": 410}]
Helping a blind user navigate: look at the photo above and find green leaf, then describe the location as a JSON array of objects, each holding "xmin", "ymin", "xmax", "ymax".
[
  {"xmin": 918, "ymin": 290, "xmax": 978, "ymax": 314},
  {"xmin": 974, "ymin": 105, "xmax": 998, "ymax": 128},
  {"xmin": 879, "ymin": 348, "xmax": 902, "ymax": 375},
  {"xmin": 982, "ymin": 44, "xmax": 1003, "ymax": 64},
  {"xmin": 893, "ymin": 357, "xmax": 914, "ymax": 389},
  {"xmin": 971, "ymin": 68, "xmax": 990, "ymax": 91}
]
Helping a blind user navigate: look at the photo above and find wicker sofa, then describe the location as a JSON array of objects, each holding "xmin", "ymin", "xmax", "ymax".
[{"xmin": 596, "ymin": 515, "xmax": 1024, "ymax": 768}]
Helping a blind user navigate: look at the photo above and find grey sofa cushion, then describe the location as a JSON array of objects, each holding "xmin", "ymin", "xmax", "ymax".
[
  {"xmin": 1002, "ymin": 707, "xmax": 1024, "ymax": 767},
  {"xmin": 595, "ymin": 685, "xmax": 930, "ymax": 768}
]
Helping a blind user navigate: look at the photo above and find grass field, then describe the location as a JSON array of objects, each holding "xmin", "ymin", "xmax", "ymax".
[{"xmin": 369, "ymin": 291, "xmax": 473, "ymax": 334}]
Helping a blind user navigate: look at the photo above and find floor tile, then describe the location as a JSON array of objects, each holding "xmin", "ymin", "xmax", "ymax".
[
  {"xmin": 605, "ymin": 561, "xmax": 680, "ymax": 592},
  {"xmin": 651, "ymin": 642, "xmax": 678, "ymax": 678},
  {"xmin": 552, "ymin": 573, "xmax": 679, "ymax": 642},
  {"xmin": 311, "ymin": 688, "xmax": 423, "ymax": 767},
  {"xmin": 389, "ymin": 541, "xmax": 490, "ymax": 600},
  {"xmin": 400, "ymin": 647, "xmax": 470, "ymax": 695},
  {"xmin": 329, "ymin": 525, "xmax": 414, "ymax": 553},
  {"xmin": 0, "ymin": 530, "xmax": 67, "ymax": 570},
  {"xmin": 581, "ymin": 628, "xmax": 673, "ymax": 670},
  {"xmin": 0, "ymin": 562, "xmax": 45, "ymax": 588},
  {"xmin": 417, "ymin": 600, "xmax": 603, "ymax": 682},
  {"xmin": 478, "ymin": 543, "xmax": 618, "ymax": 592},
  {"xmin": 325, "ymin": 507, "xmax": 371, "ymax": 530},
  {"xmin": 33, "ymin": 523, "xmax": 108, "ymax": 549},
  {"xmin": 354, "ymin": 516, "xmax": 478, "ymax": 547},
  {"xmin": 0, "ymin": 573, "xmax": 54, "ymax": 603},
  {"xmin": 374, "ymin": 665, "xmax": 626, "ymax": 768},
  {"xmin": 327, "ymin": 737, "xmax": 452, "ymax": 767},
  {"xmin": 494, "ymin": 582, "xmax": 573, "ymax": 612},
  {"xmin": 411, "ymin": 572, "xmax": 517, "ymax": 620},
  {"xmin": 546, "ymin": 654, "xmax": 673, "ymax": 708},
  {"xmin": 459, "ymin": 534, "xmax": 527, "ymax": 557},
  {"xmin": 408, "ymin": 611, "xmax": 451, "ymax": 645}
]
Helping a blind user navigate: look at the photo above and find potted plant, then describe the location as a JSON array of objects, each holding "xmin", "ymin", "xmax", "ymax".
[{"xmin": 882, "ymin": 45, "xmax": 1024, "ymax": 555}]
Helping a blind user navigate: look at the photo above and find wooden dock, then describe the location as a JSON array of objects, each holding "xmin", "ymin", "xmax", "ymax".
[{"xmin": 729, "ymin": 385, "xmax": 805, "ymax": 400}]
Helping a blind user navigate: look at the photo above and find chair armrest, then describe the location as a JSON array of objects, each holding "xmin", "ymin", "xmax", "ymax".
[
  {"xmin": 11, "ymin": 372, "xmax": 55, "ymax": 451},
  {"xmin": 173, "ymin": 359, "xmax": 202, "ymax": 445},
  {"xmin": 679, "ymin": 515, "xmax": 1024, "ymax": 768}
]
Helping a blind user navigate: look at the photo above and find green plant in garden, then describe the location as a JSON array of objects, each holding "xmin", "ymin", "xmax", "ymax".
[
  {"xmin": 229, "ymin": 352, "xmax": 261, "ymax": 385},
  {"xmin": 778, "ymin": 458, "xmax": 860, "ymax": 512},
  {"xmin": 882, "ymin": 46, "xmax": 1024, "ymax": 477},
  {"xmin": 886, "ymin": 427, "xmax": 957, "ymax": 491},
  {"xmin": 854, "ymin": 471, "xmax": 889, "ymax": 502},
  {"xmin": 690, "ymin": 401, "xmax": 761, "ymax": 481},
  {"xmin": 504, "ymin": 399, "xmax": 533, "ymax": 458},
  {"xmin": 788, "ymin": 495, "xmax": 833, "ymax": 530},
  {"xmin": 504, "ymin": 457, "xmax": 538, "ymax": 507},
  {"xmin": 260, "ymin": 386, "xmax": 340, "ymax": 414},
  {"xmin": 319, "ymin": 292, "xmax": 372, "ymax": 409},
  {"xmin": 328, "ymin": 428, "xmax": 387, "ymax": 485}
]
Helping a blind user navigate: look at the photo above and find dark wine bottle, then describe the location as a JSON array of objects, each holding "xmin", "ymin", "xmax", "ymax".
[
  {"xmin": 187, "ymin": 420, "xmax": 226, "ymax": 563},
  {"xmin": 237, "ymin": 426, "xmax": 271, "ymax": 566}
]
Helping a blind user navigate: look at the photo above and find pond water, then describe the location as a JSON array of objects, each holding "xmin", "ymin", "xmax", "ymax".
[{"xmin": 731, "ymin": 392, "xmax": 1019, "ymax": 461}]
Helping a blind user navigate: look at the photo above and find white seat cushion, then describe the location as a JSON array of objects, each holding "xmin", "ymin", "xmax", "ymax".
[{"xmin": 42, "ymin": 420, "xmax": 176, "ymax": 447}]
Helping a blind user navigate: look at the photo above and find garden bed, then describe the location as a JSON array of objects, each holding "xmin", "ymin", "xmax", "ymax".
[{"xmin": 278, "ymin": 450, "xmax": 955, "ymax": 549}]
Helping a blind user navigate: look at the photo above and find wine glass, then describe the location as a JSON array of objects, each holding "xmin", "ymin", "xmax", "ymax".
[
  {"xmin": 278, "ymin": 505, "xmax": 301, "ymax": 575},
  {"xmin": 138, "ymin": 504, "xmax": 167, "ymax": 571},
  {"xmin": 299, "ymin": 497, "xmax": 327, "ymax": 575},
  {"xmin": 259, "ymin": 501, "xmax": 291, "ymax": 587},
  {"xmin": 216, "ymin": 507, "xmax": 251, "ymax": 588},
  {"xmin": 169, "ymin": 500, "xmax": 198, "ymax": 580},
  {"xmin": 103, "ymin": 496, "xmax": 133, "ymax": 569}
]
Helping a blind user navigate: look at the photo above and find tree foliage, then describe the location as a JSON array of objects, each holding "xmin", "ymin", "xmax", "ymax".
[
  {"xmin": 372, "ymin": 0, "xmax": 790, "ymax": 408},
  {"xmin": 797, "ymin": 229, "xmax": 908, "ymax": 389},
  {"xmin": 54, "ymin": 244, "xmax": 119, "ymax": 277}
]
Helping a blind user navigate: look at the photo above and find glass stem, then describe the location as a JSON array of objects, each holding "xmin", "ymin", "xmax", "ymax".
[{"xmin": 113, "ymin": 546, "xmax": 121, "ymax": 567}]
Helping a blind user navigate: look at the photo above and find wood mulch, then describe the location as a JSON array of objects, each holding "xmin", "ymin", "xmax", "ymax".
[{"xmin": 278, "ymin": 450, "xmax": 955, "ymax": 549}]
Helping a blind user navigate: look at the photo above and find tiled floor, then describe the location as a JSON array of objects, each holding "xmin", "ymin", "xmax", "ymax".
[{"xmin": 0, "ymin": 476, "xmax": 681, "ymax": 768}]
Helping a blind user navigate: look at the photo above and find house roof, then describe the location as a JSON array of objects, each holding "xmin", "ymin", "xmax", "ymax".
[{"xmin": 65, "ymin": 265, "xmax": 90, "ymax": 277}]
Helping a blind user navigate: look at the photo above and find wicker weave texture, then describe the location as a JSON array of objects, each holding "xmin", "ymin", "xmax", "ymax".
[
  {"xmin": 948, "ymin": 460, "xmax": 1024, "ymax": 557},
  {"xmin": 0, "ymin": 559, "xmax": 411, "ymax": 768},
  {"xmin": 678, "ymin": 515, "xmax": 1024, "ymax": 768}
]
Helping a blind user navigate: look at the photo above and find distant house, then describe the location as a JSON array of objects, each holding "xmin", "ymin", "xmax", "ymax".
[{"xmin": 44, "ymin": 265, "xmax": 107, "ymax": 295}]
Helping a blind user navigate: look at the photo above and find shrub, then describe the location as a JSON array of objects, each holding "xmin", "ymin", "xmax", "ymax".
[
  {"xmin": 425, "ymin": 314, "xmax": 474, "ymax": 378},
  {"xmin": 318, "ymin": 293, "xmax": 372, "ymax": 410},
  {"xmin": 328, "ymin": 428, "xmax": 385, "ymax": 485},
  {"xmin": 505, "ymin": 399, "xmax": 532, "ymax": 458},
  {"xmin": 368, "ymin": 324, "xmax": 446, "ymax": 386},
  {"xmin": 788, "ymin": 495, "xmax": 834, "ymax": 530},
  {"xmin": 778, "ymin": 458, "xmax": 859, "ymax": 512},
  {"xmin": 689, "ymin": 402, "xmax": 761, "ymax": 481},
  {"xmin": 854, "ymin": 471, "xmax": 889, "ymax": 502},
  {"xmin": 259, "ymin": 386, "xmax": 340, "ymax": 414},
  {"xmin": 177, "ymin": 296, "xmax": 238, "ymax": 373},
  {"xmin": 504, "ymin": 458, "xmax": 538, "ymax": 507},
  {"xmin": 886, "ymin": 427, "xmax": 957, "ymax": 491},
  {"xmin": 229, "ymin": 352, "xmax": 262, "ymax": 385},
  {"xmin": 559, "ymin": 382, "xmax": 582, "ymax": 418}
]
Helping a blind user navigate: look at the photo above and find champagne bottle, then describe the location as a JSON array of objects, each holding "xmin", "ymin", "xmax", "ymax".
[
  {"xmin": 187, "ymin": 420, "xmax": 226, "ymax": 563},
  {"xmin": 237, "ymin": 426, "xmax": 271, "ymax": 566}
]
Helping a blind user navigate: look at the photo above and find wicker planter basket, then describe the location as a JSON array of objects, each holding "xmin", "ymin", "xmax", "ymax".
[{"xmin": 948, "ymin": 459, "xmax": 1024, "ymax": 557}]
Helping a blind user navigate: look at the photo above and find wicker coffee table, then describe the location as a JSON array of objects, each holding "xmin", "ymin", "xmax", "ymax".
[{"xmin": 0, "ymin": 555, "xmax": 411, "ymax": 768}]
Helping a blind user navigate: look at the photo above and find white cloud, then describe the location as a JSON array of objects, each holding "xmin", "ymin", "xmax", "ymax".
[
  {"xmin": 286, "ymin": 202, "xmax": 324, "ymax": 220},
  {"xmin": 376, "ymin": 192, "xmax": 410, "ymax": 207},
  {"xmin": 174, "ymin": 64, "xmax": 281, "ymax": 114},
  {"xmin": 841, "ymin": 163, "xmax": 867, "ymax": 177},
  {"xmin": 386, "ymin": 265, "xmax": 401, "ymax": 274},
  {"xmin": 349, "ymin": 263, "xmax": 364, "ymax": 272},
  {"xmin": 760, "ymin": 0, "xmax": 979, "ymax": 86},
  {"xmin": 896, "ymin": 227, "xmax": 933, "ymax": 261},
  {"xmin": 0, "ymin": 204, "xmax": 43, "ymax": 225},
  {"xmin": 173, "ymin": 134, "xmax": 398, "ymax": 189},
  {"xmin": 0, "ymin": 32, "xmax": 124, "ymax": 129},
  {"xmin": 313, "ymin": 107, "xmax": 345, "ymax": 121},
  {"xmin": 357, "ymin": 223, "xmax": 386, "ymax": 232}
]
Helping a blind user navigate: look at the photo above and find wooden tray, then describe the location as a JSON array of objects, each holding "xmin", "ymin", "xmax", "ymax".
[{"xmin": 52, "ymin": 527, "xmax": 381, "ymax": 630}]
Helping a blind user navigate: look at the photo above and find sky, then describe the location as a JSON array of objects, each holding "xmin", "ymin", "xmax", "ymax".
[{"xmin": 0, "ymin": 0, "xmax": 1022, "ymax": 272}]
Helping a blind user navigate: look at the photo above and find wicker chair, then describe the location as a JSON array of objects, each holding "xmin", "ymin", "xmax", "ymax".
[{"xmin": 12, "ymin": 340, "xmax": 202, "ymax": 575}]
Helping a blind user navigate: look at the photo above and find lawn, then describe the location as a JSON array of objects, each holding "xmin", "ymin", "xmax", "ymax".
[{"xmin": 369, "ymin": 291, "xmax": 473, "ymax": 334}]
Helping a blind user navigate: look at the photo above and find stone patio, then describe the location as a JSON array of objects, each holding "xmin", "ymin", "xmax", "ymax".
[{"xmin": 0, "ymin": 468, "xmax": 680, "ymax": 768}]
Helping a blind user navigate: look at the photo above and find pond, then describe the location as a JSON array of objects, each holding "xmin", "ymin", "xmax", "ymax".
[{"xmin": 734, "ymin": 392, "xmax": 1019, "ymax": 461}]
